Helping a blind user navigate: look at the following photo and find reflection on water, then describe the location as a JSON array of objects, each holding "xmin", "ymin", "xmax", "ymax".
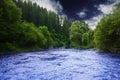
[{"xmin": 0, "ymin": 49, "xmax": 120, "ymax": 80}]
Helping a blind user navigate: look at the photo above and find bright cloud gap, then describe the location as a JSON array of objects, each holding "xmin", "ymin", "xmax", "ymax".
[
  {"xmin": 78, "ymin": 0, "xmax": 119, "ymax": 29},
  {"xmin": 26, "ymin": 0, "xmax": 119, "ymax": 29}
]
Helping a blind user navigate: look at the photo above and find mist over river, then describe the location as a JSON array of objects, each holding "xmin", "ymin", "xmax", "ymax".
[{"xmin": 0, "ymin": 49, "xmax": 120, "ymax": 80}]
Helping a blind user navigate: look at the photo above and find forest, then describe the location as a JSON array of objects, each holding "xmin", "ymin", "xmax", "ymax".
[{"xmin": 0, "ymin": 0, "xmax": 120, "ymax": 54}]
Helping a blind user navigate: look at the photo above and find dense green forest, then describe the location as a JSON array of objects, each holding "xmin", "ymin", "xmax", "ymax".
[
  {"xmin": 94, "ymin": 3, "xmax": 120, "ymax": 53},
  {"xmin": 13, "ymin": 0, "xmax": 72, "ymax": 48},
  {"xmin": 69, "ymin": 21, "xmax": 94, "ymax": 48},
  {"xmin": 0, "ymin": 0, "xmax": 120, "ymax": 54}
]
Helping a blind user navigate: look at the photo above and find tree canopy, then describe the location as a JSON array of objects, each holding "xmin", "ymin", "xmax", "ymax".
[
  {"xmin": 94, "ymin": 3, "xmax": 120, "ymax": 53},
  {"xmin": 69, "ymin": 21, "xmax": 91, "ymax": 48},
  {"xmin": 1, "ymin": 0, "xmax": 120, "ymax": 54}
]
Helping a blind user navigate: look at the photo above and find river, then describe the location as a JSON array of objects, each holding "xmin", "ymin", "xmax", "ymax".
[{"xmin": 0, "ymin": 49, "xmax": 120, "ymax": 80}]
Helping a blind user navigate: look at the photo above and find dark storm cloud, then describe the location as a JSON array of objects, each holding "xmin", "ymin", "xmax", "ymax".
[
  {"xmin": 31, "ymin": 0, "xmax": 119, "ymax": 29},
  {"xmin": 58, "ymin": 0, "xmax": 116, "ymax": 20}
]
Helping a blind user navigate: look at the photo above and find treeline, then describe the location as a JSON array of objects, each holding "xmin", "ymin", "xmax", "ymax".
[
  {"xmin": 94, "ymin": 3, "xmax": 120, "ymax": 53},
  {"xmin": 0, "ymin": 0, "xmax": 94, "ymax": 53},
  {"xmin": 69, "ymin": 3, "xmax": 120, "ymax": 53},
  {"xmin": 14, "ymin": 0, "xmax": 94, "ymax": 49},
  {"xmin": 13, "ymin": 0, "xmax": 72, "ymax": 48},
  {"xmin": 69, "ymin": 21, "xmax": 94, "ymax": 48},
  {"xmin": 0, "ymin": 0, "xmax": 55, "ymax": 52},
  {"xmin": 0, "ymin": 0, "xmax": 119, "ymax": 53}
]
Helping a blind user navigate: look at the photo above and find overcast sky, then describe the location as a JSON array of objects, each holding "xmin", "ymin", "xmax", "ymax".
[{"xmin": 30, "ymin": 0, "xmax": 119, "ymax": 29}]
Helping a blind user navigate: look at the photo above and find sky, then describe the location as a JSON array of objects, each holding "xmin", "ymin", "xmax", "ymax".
[{"xmin": 30, "ymin": 0, "xmax": 119, "ymax": 29}]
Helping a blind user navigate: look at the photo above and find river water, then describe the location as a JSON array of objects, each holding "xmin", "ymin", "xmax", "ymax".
[{"xmin": 0, "ymin": 49, "xmax": 120, "ymax": 80}]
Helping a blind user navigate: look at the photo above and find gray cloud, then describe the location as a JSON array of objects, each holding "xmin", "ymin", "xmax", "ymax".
[
  {"xmin": 29, "ymin": 0, "xmax": 63, "ymax": 14},
  {"xmin": 77, "ymin": 8, "xmax": 88, "ymax": 18},
  {"xmin": 84, "ymin": 0, "xmax": 119, "ymax": 29},
  {"xmin": 28, "ymin": 0, "xmax": 119, "ymax": 29},
  {"xmin": 29, "ymin": 0, "xmax": 67, "ymax": 18}
]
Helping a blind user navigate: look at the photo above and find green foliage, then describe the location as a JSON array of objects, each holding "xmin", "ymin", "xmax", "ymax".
[
  {"xmin": 82, "ymin": 33, "xmax": 88, "ymax": 46},
  {"xmin": 94, "ymin": 3, "xmax": 120, "ymax": 53},
  {"xmin": 52, "ymin": 18, "xmax": 72, "ymax": 48},
  {"xmin": 0, "ymin": 0, "xmax": 22, "ymax": 52},
  {"xmin": 87, "ymin": 30, "xmax": 94, "ymax": 48},
  {"xmin": 14, "ymin": 0, "xmax": 72, "ymax": 48},
  {"xmin": 19, "ymin": 22, "xmax": 45, "ymax": 48},
  {"xmin": 0, "ymin": 0, "xmax": 54, "ymax": 53},
  {"xmin": 69, "ymin": 21, "xmax": 89, "ymax": 48},
  {"xmin": 38, "ymin": 26, "xmax": 53, "ymax": 48},
  {"xmin": 0, "ymin": 43, "xmax": 20, "ymax": 52},
  {"xmin": 0, "ymin": 0, "xmax": 97, "ymax": 53},
  {"xmin": 0, "ymin": 0, "xmax": 21, "ymax": 23}
]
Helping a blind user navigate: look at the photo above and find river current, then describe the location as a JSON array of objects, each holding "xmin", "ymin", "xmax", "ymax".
[{"xmin": 0, "ymin": 49, "xmax": 120, "ymax": 80}]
